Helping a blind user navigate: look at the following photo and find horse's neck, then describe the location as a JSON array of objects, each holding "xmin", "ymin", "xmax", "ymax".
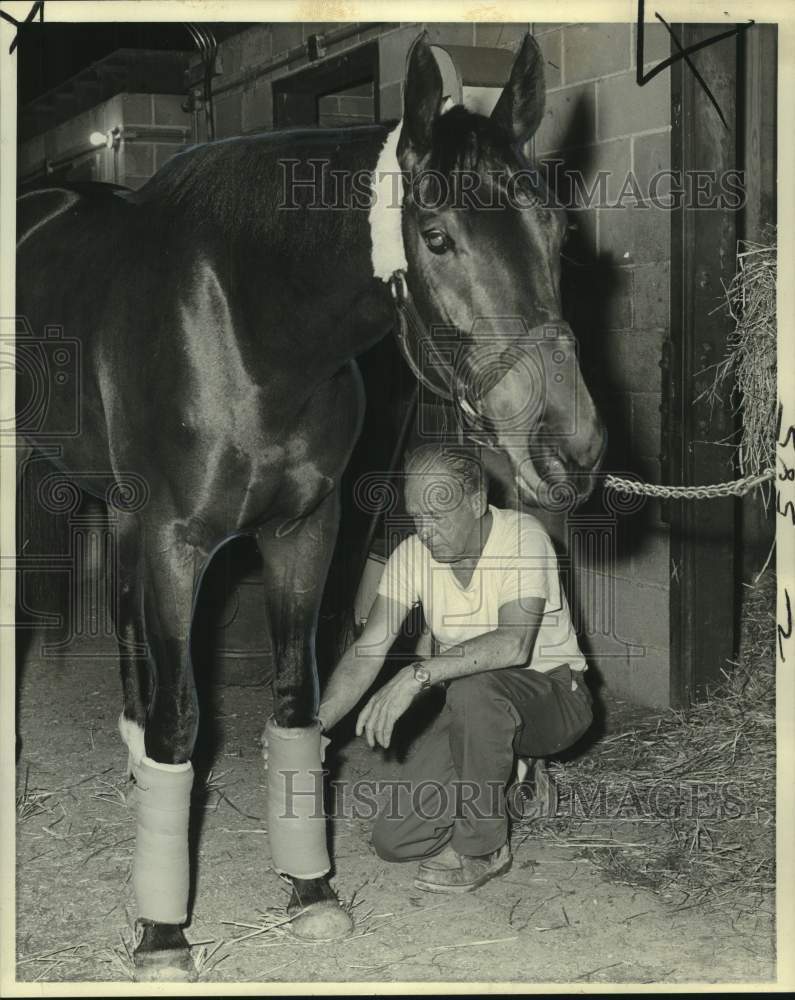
[{"xmin": 243, "ymin": 124, "xmax": 403, "ymax": 368}]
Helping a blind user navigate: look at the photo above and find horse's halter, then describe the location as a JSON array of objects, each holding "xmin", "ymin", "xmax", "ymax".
[
  {"xmin": 390, "ymin": 267, "xmax": 509, "ymax": 449},
  {"xmin": 389, "ymin": 267, "xmax": 541, "ymax": 451}
]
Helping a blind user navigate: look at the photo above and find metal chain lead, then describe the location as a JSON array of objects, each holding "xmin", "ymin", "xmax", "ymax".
[{"xmin": 604, "ymin": 469, "xmax": 775, "ymax": 499}]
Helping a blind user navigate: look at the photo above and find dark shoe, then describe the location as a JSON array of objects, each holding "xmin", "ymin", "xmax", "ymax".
[{"xmin": 414, "ymin": 842, "xmax": 512, "ymax": 893}]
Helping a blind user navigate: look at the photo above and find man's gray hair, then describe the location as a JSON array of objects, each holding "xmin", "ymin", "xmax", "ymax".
[{"xmin": 403, "ymin": 443, "xmax": 484, "ymax": 497}]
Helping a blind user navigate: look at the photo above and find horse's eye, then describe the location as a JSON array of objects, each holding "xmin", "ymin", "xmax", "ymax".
[{"xmin": 423, "ymin": 229, "xmax": 452, "ymax": 255}]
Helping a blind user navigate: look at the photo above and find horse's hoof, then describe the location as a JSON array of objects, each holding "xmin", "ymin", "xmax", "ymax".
[
  {"xmin": 133, "ymin": 949, "xmax": 196, "ymax": 982},
  {"xmin": 132, "ymin": 920, "xmax": 197, "ymax": 982},
  {"xmin": 287, "ymin": 901, "xmax": 354, "ymax": 942}
]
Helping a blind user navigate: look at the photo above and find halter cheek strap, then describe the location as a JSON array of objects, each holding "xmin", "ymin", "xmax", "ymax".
[
  {"xmin": 389, "ymin": 269, "xmax": 454, "ymax": 401},
  {"xmin": 389, "ymin": 267, "xmax": 513, "ymax": 449}
]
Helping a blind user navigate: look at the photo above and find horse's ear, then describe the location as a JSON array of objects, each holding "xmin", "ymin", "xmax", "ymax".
[
  {"xmin": 490, "ymin": 34, "xmax": 546, "ymax": 152},
  {"xmin": 397, "ymin": 32, "xmax": 444, "ymax": 170}
]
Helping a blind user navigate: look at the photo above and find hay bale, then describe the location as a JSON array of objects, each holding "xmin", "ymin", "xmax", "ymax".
[
  {"xmin": 705, "ymin": 227, "xmax": 777, "ymax": 493},
  {"xmin": 519, "ymin": 573, "xmax": 776, "ymax": 913}
]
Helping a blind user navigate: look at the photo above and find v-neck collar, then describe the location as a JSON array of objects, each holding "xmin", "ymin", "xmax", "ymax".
[{"xmin": 442, "ymin": 506, "xmax": 498, "ymax": 592}]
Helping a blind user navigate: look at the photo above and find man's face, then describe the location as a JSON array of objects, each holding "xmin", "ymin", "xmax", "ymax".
[{"xmin": 404, "ymin": 464, "xmax": 484, "ymax": 563}]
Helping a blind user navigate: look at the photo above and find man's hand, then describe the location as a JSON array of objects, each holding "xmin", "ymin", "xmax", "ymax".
[{"xmin": 356, "ymin": 666, "xmax": 421, "ymax": 750}]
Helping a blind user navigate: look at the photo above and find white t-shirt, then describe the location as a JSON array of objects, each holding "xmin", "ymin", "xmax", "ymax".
[{"xmin": 377, "ymin": 505, "xmax": 586, "ymax": 675}]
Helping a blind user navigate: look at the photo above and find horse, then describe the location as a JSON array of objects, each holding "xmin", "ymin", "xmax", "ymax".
[{"xmin": 15, "ymin": 32, "xmax": 605, "ymax": 980}]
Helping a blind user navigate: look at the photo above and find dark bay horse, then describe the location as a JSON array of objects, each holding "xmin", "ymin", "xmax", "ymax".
[{"xmin": 16, "ymin": 32, "xmax": 605, "ymax": 979}]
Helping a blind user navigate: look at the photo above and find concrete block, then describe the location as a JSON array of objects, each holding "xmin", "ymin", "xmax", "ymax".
[
  {"xmin": 631, "ymin": 392, "xmax": 662, "ymax": 459},
  {"xmin": 534, "ymin": 28, "xmax": 562, "ymax": 90},
  {"xmin": 554, "ymin": 136, "xmax": 631, "ymax": 208},
  {"xmin": 272, "ymin": 22, "xmax": 305, "ymax": 57},
  {"xmin": 561, "ymin": 204, "xmax": 598, "ymax": 265},
  {"xmin": 570, "ymin": 567, "xmax": 668, "ymax": 658},
  {"xmin": 378, "ymin": 25, "xmax": 419, "ymax": 85},
  {"xmin": 597, "ymin": 203, "xmax": 670, "ymax": 264},
  {"xmin": 633, "ymin": 129, "xmax": 672, "ymax": 200},
  {"xmin": 474, "ymin": 22, "xmax": 529, "ymax": 49},
  {"xmin": 214, "ymin": 93, "xmax": 243, "ymax": 139},
  {"xmin": 614, "ymin": 573, "xmax": 669, "ymax": 649},
  {"xmin": 50, "ymin": 115, "xmax": 83, "ymax": 158},
  {"xmin": 240, "ymin": 25, "xmax": 273, "ymax": 71},
  {"xmin": 425, "ymin": 23, "xmax": 476, "ymax": 46},
  {"xmin": 633, "ymin": 261, "xmax": 670, "ymax": 330},
  {"xmin": 242, "ymin": 80, "xmax": 274, "ymax": 133},
  {"xmin": 327, "ymin": 30, "xmax": 363, "ymax": 55},
  {"xmin": 597, "ymin": 69, "xmax": 670, "ymax": 140},
  {"xmin": 95, "ymin": 95, "xmax": 119, "ymax": 134},
  {"xmin": 359, "ymin": 22, "xmax": 393, "ymax": 43},
  {"xmin": 379, "ymin": 81, "xmax": 403, "ymax": 121},
  {"xmin": 628, "ymin": 522, "xmax": 671, "ymax": 586},
  {"xmin": 562, "ymin": 23, "xmax": 631, "ymax": 85},
  {"xmin": 567, "ymin": 517, "xmax": 627, "ymax": 579},
  {"xmin": 632, "ymin": 21, "xmax": 671, "ymax": 68},
  {"xmin": 122, "ymin": 142, "xmax": 153, "ymax": 178},
  {"xmin": 601, "ymin": 328, "xmax": 665, "ymax": 389},
  {"xmin": 152, "ymin": 94, "xmax": 190, "ymax": 127},
  {"xmin": 535, "ymin": 82, "xmax": 596, "ymax": 154},
  {"xmin": 562, "ymin": 262, "xmax": 633, "ymax": 333},
  {"xmin": 154, "ymin": 143, "xmax": 186, "ymax": 171},
  {"xmin": 121, "ymin": 93, "xmax": 153, "ymax": 126},
  {"xmin": 533, "ymin": 23, "xmax": 568, "ymax": 35},
  {"xmin": 217, "ymin": 32, "xmax": 243, "ymax": 79},
  {"xmin": 592, "ymin": 644, "xmax": 671, "ymax": 707}
]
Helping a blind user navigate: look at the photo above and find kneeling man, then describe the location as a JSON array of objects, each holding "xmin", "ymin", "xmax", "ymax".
[{"xmin": 318, "ymin": 444, "xmax": 592, "ymax": 892}]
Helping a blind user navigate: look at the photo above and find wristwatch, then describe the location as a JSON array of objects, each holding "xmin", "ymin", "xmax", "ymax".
[{"xmin": 413, "ymin": 664, "xmax": 432, "ymax": 690}]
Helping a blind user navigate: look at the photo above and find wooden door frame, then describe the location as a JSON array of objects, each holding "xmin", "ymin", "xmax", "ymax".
[{"xmin": 667, "ymin": 24, "xmax": 742, "ymax": 707}]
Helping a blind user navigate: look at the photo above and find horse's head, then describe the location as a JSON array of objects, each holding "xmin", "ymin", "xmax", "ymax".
[{"xmin": 392, "ymin": 32, "xmax": 606, "ymax": 508}]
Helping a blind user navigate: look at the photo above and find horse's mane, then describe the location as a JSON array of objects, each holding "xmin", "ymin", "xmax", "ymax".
[
  {"xmin": 121, "ymin": 124, "xmax": 389, "ymax": 225},
  {"xmin": 120, "ymin": 110, "xmax": 545, "ymax": 233}
]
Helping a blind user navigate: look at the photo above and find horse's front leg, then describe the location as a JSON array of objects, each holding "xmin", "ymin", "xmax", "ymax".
[
  {"xmin": 116, "ymin": 513, "xmax": 204, "ymax": 981},
  {"xmin": 256, "ymin": 489, "xmax": 354, "ymax": 942}
]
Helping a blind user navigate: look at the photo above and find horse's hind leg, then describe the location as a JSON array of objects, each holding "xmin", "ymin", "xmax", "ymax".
[
  {"xmin": 255, "ymin": 489, "xmax": 354, "ymax": 942},
  {"xmin": 115, "ymin": 513, "xmax": 203, "ymax": 981},
  {"xmin": 115, "ymin": 512, "xmax": 153, "ymax": 775}
]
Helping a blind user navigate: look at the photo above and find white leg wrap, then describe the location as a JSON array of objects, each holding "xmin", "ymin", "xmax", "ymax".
[
  {"xmin": 265, "ymin": 716, "xmax": 330, "ymax": 879},
  {"xmin": 132, "ymin": 756, "xmax": 193, "ymax": 924}
]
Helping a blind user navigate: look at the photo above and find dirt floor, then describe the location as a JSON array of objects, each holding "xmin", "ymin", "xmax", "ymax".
[{"xmin": 15, "ymin": 635, "xmax": 776, "ymax": 987}]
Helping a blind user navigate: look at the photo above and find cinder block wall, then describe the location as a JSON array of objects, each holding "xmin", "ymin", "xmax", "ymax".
[
  {"xmin": 17, "ymin": 92, "xmax": 192, "ymax": 189},
  {"xmin": 531, "ymin": 22, "xmax": 673, "ymax": 706},
  {"xmin": 204, "ymin": 22, "xmax": 531, "ymax": 137}
]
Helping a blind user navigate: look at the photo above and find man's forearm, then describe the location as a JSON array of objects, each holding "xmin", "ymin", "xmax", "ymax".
[
  {"xmin": 317, "ymin": 646, "xmax": 384, "ymax": 732},
  {"xmin": 420, "ymin": 628, "xmax": 530, "ymax": 687}
]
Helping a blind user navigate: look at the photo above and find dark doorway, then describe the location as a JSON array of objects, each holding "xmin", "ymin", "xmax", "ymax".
[{"xmin": 272, "ymin": 42, "xmax": 379, "ymax": 128}]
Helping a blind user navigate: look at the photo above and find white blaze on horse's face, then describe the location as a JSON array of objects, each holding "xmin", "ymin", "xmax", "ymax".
[
  {"xmin": 383, "ymin": 31, "xmax": 606, "ymax": 508},
  {"xmin": 369, "ymin": 119, "xmax": 407, "ymax": 282}
]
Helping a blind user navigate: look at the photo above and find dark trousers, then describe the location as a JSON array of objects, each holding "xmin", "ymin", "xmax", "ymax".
[{"xmin": 372, "ymin": 663, "xmax": 592, "ymax": 861}]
